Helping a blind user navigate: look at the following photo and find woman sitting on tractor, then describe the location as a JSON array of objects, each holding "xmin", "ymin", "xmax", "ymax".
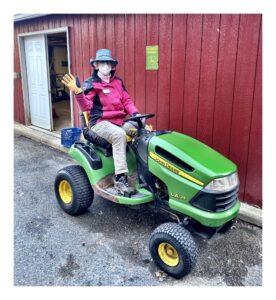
[{"xmin": 62, "ymin": 49, "xmax": 140, "ymax": 195}]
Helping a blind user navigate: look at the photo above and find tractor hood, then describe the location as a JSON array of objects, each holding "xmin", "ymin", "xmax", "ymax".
[{"xmin": 148, "ymin": 131, "xmax": 237, "ymax": 185}]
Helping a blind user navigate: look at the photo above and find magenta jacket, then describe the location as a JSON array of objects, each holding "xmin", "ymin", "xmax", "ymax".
[{"xmin": 75, "ymin": 70, "xmax": 138, "ymax": 127}]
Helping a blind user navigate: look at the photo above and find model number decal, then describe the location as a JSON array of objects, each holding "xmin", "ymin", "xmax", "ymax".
[{"xmin": 170, "ymin": 192, "xmax": 186, "ymax": 200}]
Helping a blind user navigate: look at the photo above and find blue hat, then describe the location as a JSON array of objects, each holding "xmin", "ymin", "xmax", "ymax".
[{"xmin": 90, "ymin": 49, "xmax": 118, "ymax": 67}]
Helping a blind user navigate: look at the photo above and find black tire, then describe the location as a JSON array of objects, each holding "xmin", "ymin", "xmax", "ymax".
[
  {"xmin": 54, "ymin": 165, "xmax": 94, "ymax": 215},
  {"xmin": 149, "ymin": 222, "xmax": 198, "ymax": 279}
]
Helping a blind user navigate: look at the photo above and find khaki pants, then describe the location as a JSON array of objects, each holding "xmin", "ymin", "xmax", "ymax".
[{"xmin": 91, "ymin": 121, "xmax": 137, "ymax": 175}]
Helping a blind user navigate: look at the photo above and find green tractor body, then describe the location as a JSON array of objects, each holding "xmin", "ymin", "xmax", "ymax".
[
  {"xmin": 55, "ymin": 114, "xmax": 240, "ymax": 279},
  {"xmin": 68, "ymin": 129, "xmax": 240, "ymax": 228}
]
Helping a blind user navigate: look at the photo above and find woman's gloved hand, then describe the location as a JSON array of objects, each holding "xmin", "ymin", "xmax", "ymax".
[{"xmin": 61, "ymin": 74, "xmax": 83, "ymax": 94}]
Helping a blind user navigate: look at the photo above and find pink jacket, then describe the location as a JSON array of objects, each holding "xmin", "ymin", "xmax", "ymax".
[{"xmin": 75, "ymin": 70, "xmax": 138, "ymax": 127}]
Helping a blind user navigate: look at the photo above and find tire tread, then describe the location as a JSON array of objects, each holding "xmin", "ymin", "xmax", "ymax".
[
  {"xmin": 55, "ymin": 165, "xmax": 93, "ymax": 215},
  {"xmin": 149, "ymin": 222, "xmax": 198, "ymax": 278}
]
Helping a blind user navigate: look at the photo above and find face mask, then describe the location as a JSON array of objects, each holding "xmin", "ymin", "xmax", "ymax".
[{"xmin": 98, "ymin": 62, "xmax": 112, "ymax": 76}]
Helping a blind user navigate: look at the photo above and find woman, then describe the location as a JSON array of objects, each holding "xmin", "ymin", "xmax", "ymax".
[{"xmin": 62, "ymin": 49, "xmax": 140, "ymax": 195}]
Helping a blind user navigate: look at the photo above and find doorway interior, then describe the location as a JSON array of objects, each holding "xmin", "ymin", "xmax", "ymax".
[{"xmin": 47, "ymin": 32, "xmax": 71, "ymax": 132}]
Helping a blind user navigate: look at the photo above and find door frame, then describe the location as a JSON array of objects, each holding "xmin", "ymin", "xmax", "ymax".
[{"xmin": 18, "ymin": 27, "xmax": 73, "ymax": 130}]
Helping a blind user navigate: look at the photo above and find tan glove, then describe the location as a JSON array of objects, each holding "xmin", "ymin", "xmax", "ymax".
[{"xmin": 61, "ymin": 74, "xmax": 83, "ymax": 94}]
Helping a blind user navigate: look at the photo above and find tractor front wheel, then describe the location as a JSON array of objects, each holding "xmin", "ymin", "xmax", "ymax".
[
  {"xmin": 54, "ymin": 165, "xmax": 94, "ymax": 215},
  {"xmin": 149, "ymin": 222, "xmax": 198, "ymax": 279}
]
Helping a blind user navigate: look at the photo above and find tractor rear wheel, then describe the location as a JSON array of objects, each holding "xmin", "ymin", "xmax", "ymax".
[
  {"xmin": 54, "ymin": 165, "xmax": 93, "ymax": 215},
  {"xmin": 149, "ymin": 222, "xmax": 198, "ymax": 279}
]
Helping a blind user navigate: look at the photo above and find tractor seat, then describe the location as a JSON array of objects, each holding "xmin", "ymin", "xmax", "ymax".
[
  {"xmin": 80, "ymin": 111, "xmax": 112, "ymax": 156},
  {"xmin": 80, "ymin": 111, "xmax": 133, "ymax": 157}
]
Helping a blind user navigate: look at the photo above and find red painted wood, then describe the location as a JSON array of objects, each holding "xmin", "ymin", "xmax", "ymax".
[
  {"xmin": 26, "ymin": 16, "xmax": 36, "ymax": 31},
  {"xmin": 73, "ymin": 15, "xmax": 84, "ymax": 127},
  {"xmin": 18, "ymin": 22, "xmax": 28, "ymax": 124},
  {"xmin": 59, "ymin": 14, "xmax": 67, "ymax": 28},
  {"xmin": 14, "ymin": 23, "xmax": 23, "ymax": 124},
  {"xmin": 114, "ymin": 15, "xmax": 125, "ymax": 80},
  {"xmin": 14, "ymin": 25, "xmax": 19, "ymax": 70},
  {"xmin": 88, "ymin": 14, "xmax": 98, "ymax": 74},
  {"xmin": 197, "ymin": 14, "xmax": 220, "ymax": 146},
  {"xmin": 244, "ymin": 20, "xmax": 262, "ymax": 208},
  {"xmin": 14, "ymin": 25, "xmax": 20, "ymax": 123},
  {"xmin": 74, "ymin": 16, "xmax": 84, "ymax": 82},
  {"xmin": 65, "ymin": 15, "xmax": 78, "ymax": 127},
  {"xmin": 212, "ymin": 14, "xmax": 240, "ymax": 157},
  {"xmin": 182, "ymin": 14, "xmax": 203, "ymax": 138},
  {"xmin": 145, "ymin": 14, "xmax": 159, "ymax": 128},
  {"xmin": 229, "ymin": 14, "xmax": 261, "ymax": 200},
  {"xmin": 80, "ymin": 15, "xmax": 91, "ymax": 79},
  {"xmin": 16, "ymin": 21, "xmax": 29, "ymax": 124},
  {"xmin": 47, "ymin": 15, "xmax": 55, "ymax": 31},
  {"xmin": 157, "ymin": 14, "xmax": 173, "ymax": 130},
  {"xmin": 134, "ymin": 14, "xmax": 146, "ymax": 113},
  {"xmin": 96, "ymin": 14, "xmax": 106, "ymax": 49},
  {"xmin": 124, "ymin": 14, "xmax": 135, "ymax": 106},
  {"xmin": 169, "ymin": 14, "xmax": 187, "ymax": 133},
  {"xmin": 53, "ymin": 14, "xmax": 61, "ymax": 29},
  {"xmin": 105, "ymin": 14, "xmax": 115, "ymax": 55},
  {"xmin": 36, "ymin": 15, "xmax": 46, "ymax": 31}
]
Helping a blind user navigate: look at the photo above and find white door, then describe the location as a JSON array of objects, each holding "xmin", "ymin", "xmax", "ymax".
[{"xmin": 24, "ymin": 35, "xmax": 52, "ymax": 130}]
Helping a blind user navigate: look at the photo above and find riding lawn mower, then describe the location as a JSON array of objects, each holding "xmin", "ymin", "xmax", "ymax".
[{"xmin": 54, "ymin": 113, "xmax": 240, "ymax": 279}]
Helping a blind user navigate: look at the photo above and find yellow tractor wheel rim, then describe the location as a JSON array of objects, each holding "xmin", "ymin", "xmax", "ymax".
[
  {"xmin": 158, "ymin": 242, "xmax": 180, "ymax": 267},
  {"xmin": 59, "ymin": 180, "xmax": 73, "ymax": 204}
]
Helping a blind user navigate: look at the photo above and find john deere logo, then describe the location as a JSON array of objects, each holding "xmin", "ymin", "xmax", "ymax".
[{"xmin": 149, "ymin": 151, "xmax": 204, "ymax": 186}]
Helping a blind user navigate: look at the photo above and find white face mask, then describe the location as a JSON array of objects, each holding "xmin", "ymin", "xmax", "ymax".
[{"xmin": 97, "ymin": 62, "xmax": 112, "ymax": 76}]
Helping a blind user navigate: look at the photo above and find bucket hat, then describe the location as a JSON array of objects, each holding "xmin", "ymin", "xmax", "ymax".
[{"xmin": 90, "ymin": 49, "xmax": 118, "ymax": 67}]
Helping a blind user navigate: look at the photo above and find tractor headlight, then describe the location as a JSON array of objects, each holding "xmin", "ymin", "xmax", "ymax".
[{"xmin": 205, "ymin": 172, "xmax": 239, "ymax": 192}]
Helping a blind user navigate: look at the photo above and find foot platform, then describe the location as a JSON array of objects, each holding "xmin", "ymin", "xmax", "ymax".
[{"xmin": 93, "ymin": 173, "xmax": 153, "ymax": 204}]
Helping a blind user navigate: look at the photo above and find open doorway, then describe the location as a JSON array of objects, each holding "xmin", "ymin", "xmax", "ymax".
[{"xmin": 47, "ymin": 32, "xmax": 71, "ymax": 132}]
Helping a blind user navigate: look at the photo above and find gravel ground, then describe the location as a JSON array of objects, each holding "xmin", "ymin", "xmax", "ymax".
[{"xmin": 14, "ymin": 134, "xmax": 262, "ymax": 286}]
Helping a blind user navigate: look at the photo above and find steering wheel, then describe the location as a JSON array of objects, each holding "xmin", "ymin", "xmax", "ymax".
[{"xmin": 125, "ymin": 113, "xmax": 155, "ymax": 122}]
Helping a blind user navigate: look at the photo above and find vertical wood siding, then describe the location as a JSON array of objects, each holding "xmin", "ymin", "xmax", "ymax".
[{"xmin": 14, "ymin": 14, "xmax": 262, "ymax": 207}]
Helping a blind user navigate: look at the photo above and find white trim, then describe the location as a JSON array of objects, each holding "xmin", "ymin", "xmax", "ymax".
[
  {"xmin": 14, "ymin": 14, "xmax": 50, "ymax": 22},
  {"xmin": 18, "ymin": 27, "xmax": 69, "ymax": 37},
  {"xmin": 65, "ymin": 27, "xmax": 74, "ymax": 128},
  {"xmin": 45, "ymin": 36, "xmax": 54, "ymax": 131}
]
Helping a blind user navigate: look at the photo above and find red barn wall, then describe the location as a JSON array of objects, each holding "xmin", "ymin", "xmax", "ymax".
[{"xmin": 14, "ymin": 14, "xmax": 262, "ymax": 207}]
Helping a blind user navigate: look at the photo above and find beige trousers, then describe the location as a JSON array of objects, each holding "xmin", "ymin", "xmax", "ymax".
[{"xmin": 91, "ymin": 121, "xmax": 137, "ymax": 175}]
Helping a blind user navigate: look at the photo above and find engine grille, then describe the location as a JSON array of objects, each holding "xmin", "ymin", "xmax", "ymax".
[
  {"xmin": 191, "ymin": 186, "xmax": 239, "ymax": 213},
  {"xmin": 215, "ymin": 186, "xmax": 239, "ymax": 212}
]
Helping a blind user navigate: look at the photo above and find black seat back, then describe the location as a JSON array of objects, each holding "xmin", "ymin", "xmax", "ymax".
[{"xmin": 80, "ymin": 111, "xmax": 112, "ymax": 157}]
